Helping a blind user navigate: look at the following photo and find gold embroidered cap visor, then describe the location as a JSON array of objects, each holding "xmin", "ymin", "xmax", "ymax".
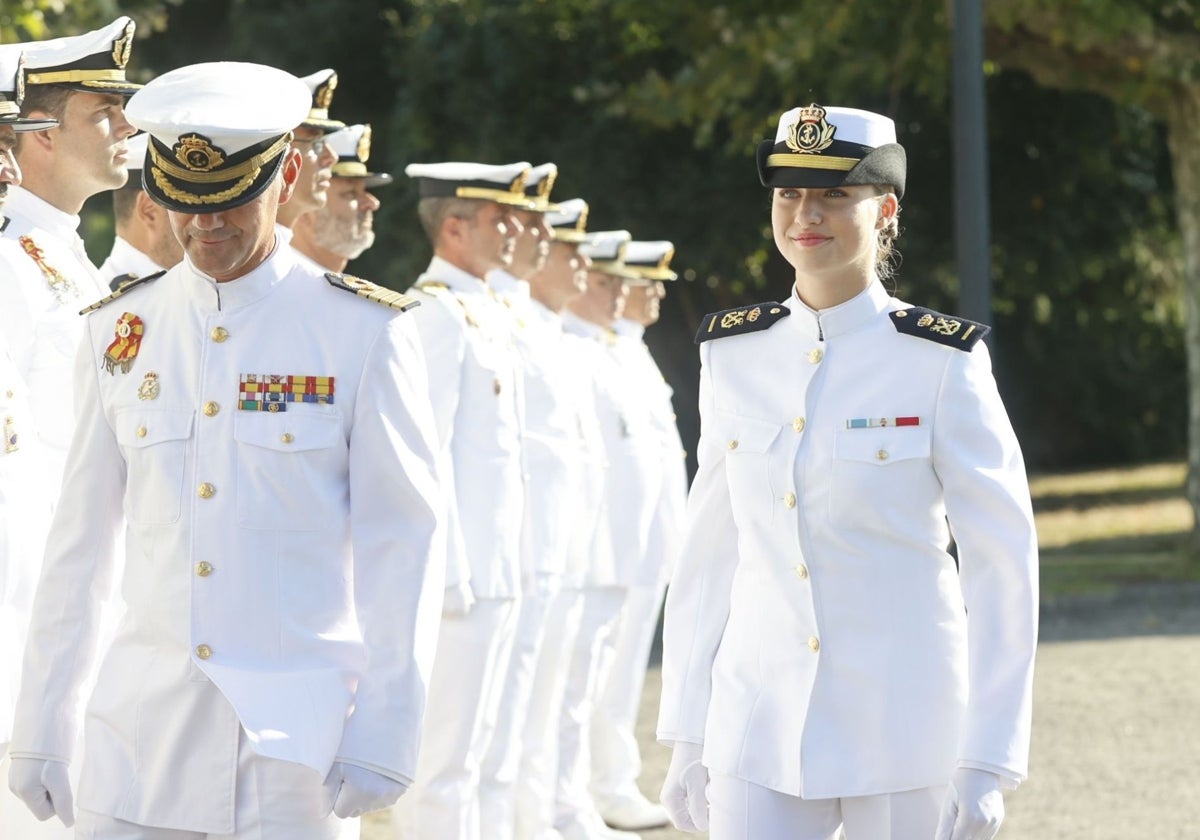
[{"xmin": 142, "ymin": 131, "xmax": 293, "ymax": 213}]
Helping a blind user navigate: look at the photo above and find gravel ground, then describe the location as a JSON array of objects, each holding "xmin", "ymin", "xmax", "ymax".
[{"xmin": 365, "ymin": 582, "xmax": 1200, "ymax": 839}]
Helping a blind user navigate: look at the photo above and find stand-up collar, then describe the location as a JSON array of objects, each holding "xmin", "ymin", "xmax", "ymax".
[
  {"xmin": 487, "ymin": 268, "xmax": 531, "ymax": 304},
  {"xmin": 562, "ymin": 309, "xmax": 609, "ymax": 340},
  {"xmin": 422, "ymin": 256, "xmax": 487, "ymax": 294},
  {"xmin": 182, "ymin": 236, "xmax": 293, "ymax": 313},
  {"xmin": 787, "ymin": 280, "xmax": 893, "ymax": 341},
  {"xmin": 613, "ymin": 318, "xmax": 645, "ymax": 341},
  {"xmin": 3, "ymin": 185, "xmax": 83, "ymax": 239}
]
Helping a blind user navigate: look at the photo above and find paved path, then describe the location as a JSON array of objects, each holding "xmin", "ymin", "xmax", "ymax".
[{"xmin": 366, "ymin": 582, "xmax": 1200, "ymax": 839}]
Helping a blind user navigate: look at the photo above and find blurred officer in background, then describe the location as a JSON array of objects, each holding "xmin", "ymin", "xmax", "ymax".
[
  {"xmin": 291, "ymin": 123, "xmax": 390, "ymax": 275},
  {"xmin": 98, "ymin": 131, "xmax": 184, "ymax": 290}
]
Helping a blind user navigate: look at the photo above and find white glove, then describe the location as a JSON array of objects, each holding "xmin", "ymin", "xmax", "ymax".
[
  {"xmin": 935, "ymin": 768, "xmax": 1006, "ymax": 840},
  {"xmin": 7, "ymin": 757, "xmax": 75, "ymax": 826},
  {"xmin": 329, "ymin": 762, "xmax": 409, "ymax": 818},
  {"xmin": 659, "ymin": 741, "xmax": 709, "ymax": 832},
  {"xmin": 442, "ymin": 579, "xmax": 475, "ymax": 617}
]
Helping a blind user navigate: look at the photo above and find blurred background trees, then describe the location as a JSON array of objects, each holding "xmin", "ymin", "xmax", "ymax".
[{"xmin": 4, "ymin": 0, "xmax": 1190, "ymax": 486}]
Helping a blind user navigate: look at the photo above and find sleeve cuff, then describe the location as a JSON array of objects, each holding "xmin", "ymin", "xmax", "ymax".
[{"xmin": 957, "ymin": 759, "xmax": 1023, "ymax": 790}]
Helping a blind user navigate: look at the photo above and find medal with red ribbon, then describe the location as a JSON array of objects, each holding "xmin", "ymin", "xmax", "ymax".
[{"xmin": 103, "ymin": 312, "xmax": 145, "ymax": 375}]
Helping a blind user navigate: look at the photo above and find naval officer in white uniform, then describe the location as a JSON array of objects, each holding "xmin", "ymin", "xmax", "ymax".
[
  {"xmin": 7, "ymin": 61, "xmax": 445, "ymax": 838},
  {"xmin": 657, "ymin": 104, "xmax": 1038, "ymax": 840}
]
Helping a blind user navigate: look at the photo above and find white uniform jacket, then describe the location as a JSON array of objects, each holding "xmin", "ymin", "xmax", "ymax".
[
  {"xmin": 563, "ymin": 314, "xmax": 662, "ymax": 587},
  {"xmin": 613, "ymin": 321, "xmax": 688, "ymax": 588},
  {"xmin": 97, "ymin": 236, "xmax": 166, "ymax": 290},
  {"xmin": 0, "ymin": 341, "xmax": 53, "ymax": 751},
  {"xmin": 9, "ymin": 245, "xmax": 445, "ymax": 832},
  {"xmin": 657, "ymin": 281, "xmax": 1038, "ymax": 799},
  {"xmin": 0, "ymin": 187, "xmax": 110, "ymax": 483},
  {"xmin": 408, "ymin": 257, "xmax": 524, "ymax": 599},
  {"xmin": 496, "ymin": 281, "xmax": 588, "ymax": 584}
]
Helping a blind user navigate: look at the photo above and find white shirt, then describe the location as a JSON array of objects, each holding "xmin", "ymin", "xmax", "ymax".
[
  {"xmin": 97, "ymin": 235, "xmax": 166, "ymax": 288},
  {"xmin": 658, "ymin": 281, "xmax": 1038, "ymax": 798},
  {"xmin": 10, "ymin": 243, "xmax": 445, "ymax": 831}
]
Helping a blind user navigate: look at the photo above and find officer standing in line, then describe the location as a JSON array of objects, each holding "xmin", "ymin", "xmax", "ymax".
[
  {"xmin": 392, "ymin": 161, "xmax": 532, "ymax": 840},
  {"xmin": 557, "ymin": 230, "xmax": 645, "ymax": 840},
  {"xmin": 98, "ymin": 131, "xmax": 184, "ymax": 290},
  {"xmin": 477, "ymin": 162, "xmax": 567, "ymax": 839},
  {"xmin": 291, "ymin": 123, "xmax": 391, "ymax": 275},
  {"xmin": 657, "ymin": 104, "xmax": 1038, "ymax": 840},
  {"xmin": 276, "ymin": 68, "xmax": 342, "ymax": 235},
  {"xmin": 511, "ymin": 197, "xmax": 603, "ymax": 840},
  {"xmin": 590, "ymin": 241, "xmax": 688, "ymax": 833},
  {"xmin": 7, "ymin": 61, "xmax": 445, "ymax": 837},
  {"xmin": 0, "ymin": 44, "xmax": 69, "ymax": 840},
  {"xmin": 0, "ymin": 17, "xmax": 140, "ymax": 487}
]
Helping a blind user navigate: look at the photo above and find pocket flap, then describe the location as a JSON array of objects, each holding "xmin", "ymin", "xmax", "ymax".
[
  {"xmin": 834, "ymin": 425, "xmax": 931, "ymax": 465},
  {"xmin": 713, "ymin": 412, "xmax": 781, "ymax": 454},
  {"xmin": 234, "ymin": 409, "xmax": 343, "ymax": 453},
  {"xmin": 115, "ymin": 408, "xmax": 194, "ymax": 448}
]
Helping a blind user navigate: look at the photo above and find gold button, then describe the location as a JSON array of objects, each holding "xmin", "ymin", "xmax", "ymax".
[
  {"xmin": 195, "ymin": 561, "xmax": 213, "ymax": 577},
  {"xmin": 808, "ymin": 348, "xmax": 824, "ymax": 364},
  {"xmin": 197, "ymin": 482, "xmax": 216, "ymax": 499},
  {"xmin": 877, "ymin": 449, "xmax": 889, "ymax": 461},
  {"xmin": 807, "ymin": 636, "xmax": 820, "ymax": 652},
  {"xmin": 795, "ymin": 564, "xmax": 809, "ymax": 580},
  {"xmin": 728, "ymin": 439, "xmax": 739, "ymax": 450},
  {"xmin": 202, "ymin": 401, "xmax": 220, "ymax": 417},
  {"xmin": 493, "ymin": 378, "xmax": 502, "ymax": 395},
  {"xmin": 210, "ymin": 326, "xmax": 229, "ymax": 343},
  {"xmin": 281, "ymin": 432, "xmax": 294, "ymax": 444},
  {"xmin": 783, "ymin": 492, "xmax": 797, "ymax": 509},
  {"xmin": 136, "ymin": 426, "xmax": 147, "ymax": 438},
  {"xmin": 4, "ymin": 390, "xmax": 12, "ymax": 399},
  {"xmin": 195, "ymin": 644, "xmax": 212, "ymax": 660},
  {"xmin": 793, "ymin": 416, "xmax": 806, "ymax": 433}
]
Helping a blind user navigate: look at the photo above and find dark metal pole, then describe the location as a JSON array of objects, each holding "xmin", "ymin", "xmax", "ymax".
[{"xmin": 952, "ymin": 0, "xmax": 992, "ymax": 325}]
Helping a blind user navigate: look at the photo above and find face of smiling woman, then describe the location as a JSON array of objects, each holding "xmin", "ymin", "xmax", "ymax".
[{"xmin": 771, "ymin": 184, "xmax": 896, "ymax": 310}]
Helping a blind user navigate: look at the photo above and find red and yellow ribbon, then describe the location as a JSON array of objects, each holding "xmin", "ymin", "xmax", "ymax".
[
  {"xmin": 19, "ymin": 235, "xmax": 79, "ymax": 303},
  {"xmin": 104, "ymin": 312, "xmax": 144, "ymax": 374}
]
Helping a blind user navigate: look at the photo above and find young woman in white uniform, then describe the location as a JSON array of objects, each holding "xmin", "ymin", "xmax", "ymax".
[{"xmin": 656, "ymin": 104, "xmax": 1039, "ymax": 840}]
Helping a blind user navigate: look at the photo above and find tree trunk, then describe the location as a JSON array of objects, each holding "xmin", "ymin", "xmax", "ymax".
[{"xmin": 1165, "ymin": 83, "xmax": 1200, "ymax": 553}]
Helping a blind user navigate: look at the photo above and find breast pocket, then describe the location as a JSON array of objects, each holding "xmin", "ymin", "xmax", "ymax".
[
  {"xmin": 115, "ymin": 408, "xmax": 194, "ymax": 525},
  {"xmin": 234, "ymin": 410, "xmax": 346, "ymax": 531},
  {"xmin": 716, "ymin": 413, "xmax": 782, "ymax": 527},
  {"xmin": 830, "ymin": 425, "xmax": 936, "ymax": 531}
]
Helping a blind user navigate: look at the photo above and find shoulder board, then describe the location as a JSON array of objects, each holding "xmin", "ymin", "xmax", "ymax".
[
  {"xmin": 696, "ymin": 302, "xmax": 790, "ymax": 344},
  {"xmin": 109, "ymin": 272, "xmax": 138, "ymax": 292},
  {"xmin": 413, "ymin": 279, "xmax": 451, "ymax": 295},
  {"xmin": 80, "ymin": 270, "xmax": 166, "ymax": 315},
  {"xmin": 0, "ymin": 216, "xmax": 9, "ymax": 234},
  {"xmin": 889, "ymin": 307, "xmax": 989, "ymax": 351},
  {"xmin": 326, "ymin": 272, "xmax": 420, "ymax": 312}
]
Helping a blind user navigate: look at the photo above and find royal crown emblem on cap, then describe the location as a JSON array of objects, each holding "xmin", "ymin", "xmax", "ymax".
[
  {"xmin": 14, "ymin": 53, "xmax": 25, "ymax": 105},
  {"xmin": 786, "ymin": 103, "xmax": 836, "ymax": 155},
  {"xmin": 111, "ymin": 19, "xmax": 135, "ymax": 69},
  {"xmin": 174, "ymin": 133, "xmax": 226, "ymax": 172},
  {"xmin": 357, "ymin": 125, "xmax": 371, "ymax": 163}
]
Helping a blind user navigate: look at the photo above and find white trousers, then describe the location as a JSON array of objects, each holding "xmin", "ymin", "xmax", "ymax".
[
  {"xmin": 478, "ymin": 588, "xmax": 555, "ymax": 840},
  {"xmin": 391, "ymin": 597, "xmax": 519, "ymax": 840},
  {"xmin": 589, "ymin": 583, "xmax": 665, "ymax": 805},
  {"xmin": 513, "ymin": 588, "xmax": 584, "ymax": 840},
  {"xmin": 708, "ymin": 773, "xmax": 946, "ymax": 840},
  {"xmin": 553, "ymin": 586, "xmax": 626, "ymax": 829},
  {"xmin": 70, "ymin": 733, "xmax": 358, "ymax": 839}
]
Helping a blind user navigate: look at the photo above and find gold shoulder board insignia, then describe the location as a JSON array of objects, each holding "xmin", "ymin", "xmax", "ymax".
[
  {"xmin": 413, "ymin": 279, "xmax": 451, "ymax": 295},
  {"xmin": 890, "ymin": 307, "xmax": 990, "ymax": 351},
  {"xmin": 326, "ymin": 272, "xmax": 421, "ymax": 312},
  {"xmin": 80, "ymin": 270, "xmax": 167, "ymax": 315},
  {"xmin": 695, "ymin": 301, "xmax": 790, "ymax": 344}
]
